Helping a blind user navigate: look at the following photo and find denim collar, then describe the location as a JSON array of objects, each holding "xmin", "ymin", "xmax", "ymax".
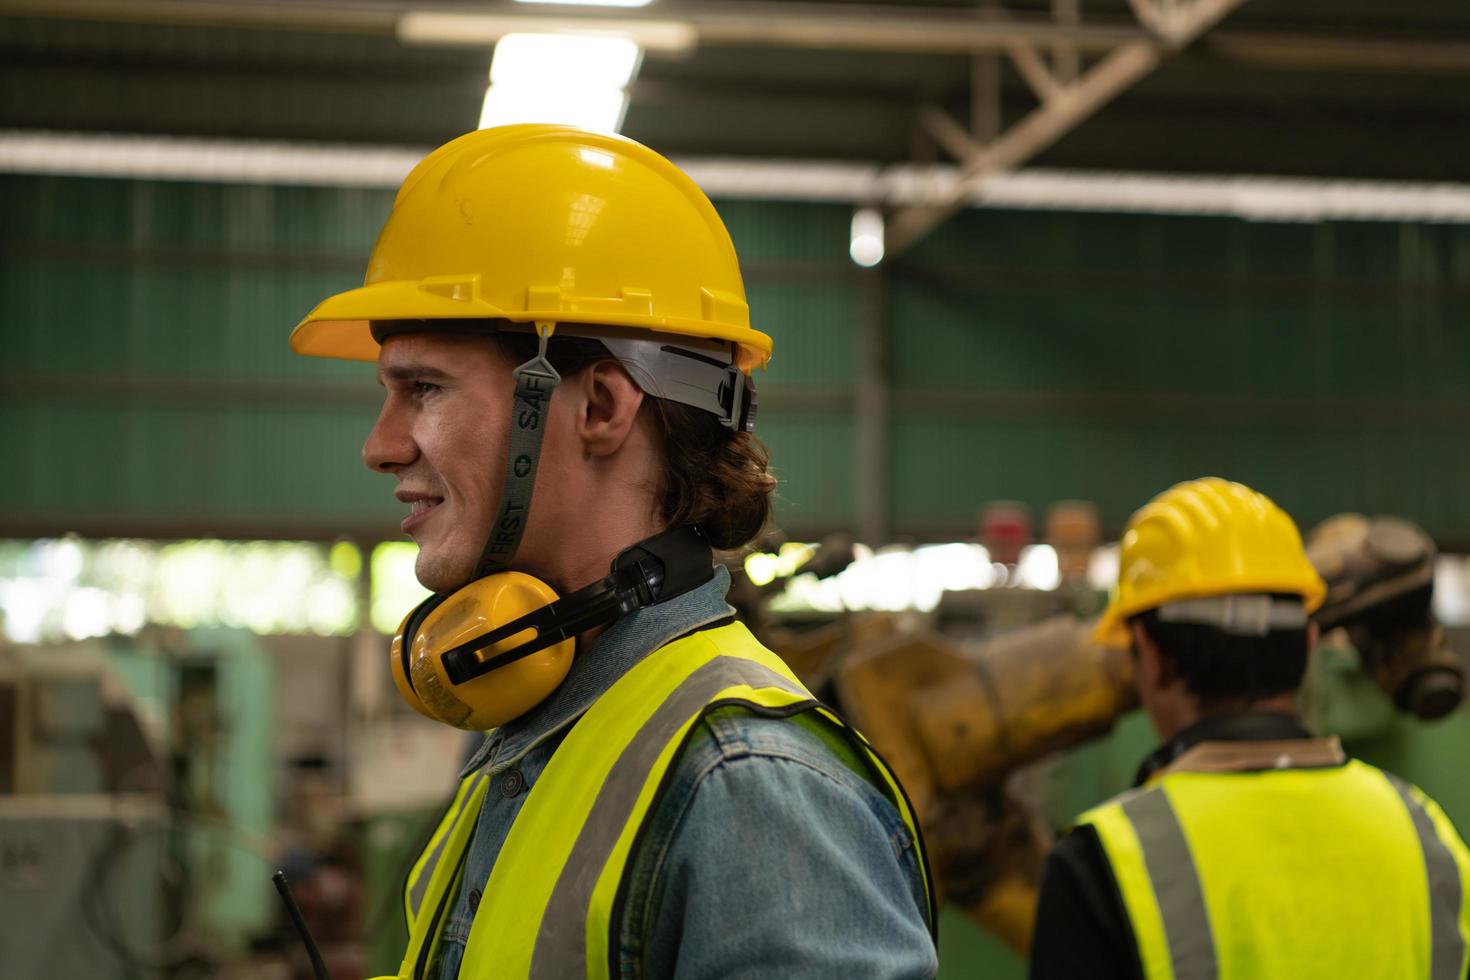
[{"xmin": 458, "ymin": 564, "xmax": 736, "ymax": 779}]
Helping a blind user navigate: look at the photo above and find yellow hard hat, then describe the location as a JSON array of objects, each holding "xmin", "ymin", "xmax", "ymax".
[
  {"xmin": 1093, "ymin": 477, "xmax": 1327, "ymax": 647},
  {"xmin": 290, "ymin": 124, "xmax": 771, "ymax": 372}
]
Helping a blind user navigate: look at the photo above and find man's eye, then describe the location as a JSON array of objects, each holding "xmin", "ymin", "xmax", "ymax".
[{"xmin": 413, "ymin": 381, "xmax": 441, "ymax": 395}]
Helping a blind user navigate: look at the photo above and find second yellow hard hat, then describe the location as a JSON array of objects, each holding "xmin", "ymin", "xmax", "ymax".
[{"xmin": 1093, "ymin": 477, "xmax": 1326, "ymax": 647}]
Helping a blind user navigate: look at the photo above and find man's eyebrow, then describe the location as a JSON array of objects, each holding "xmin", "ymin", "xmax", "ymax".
[{"xmin": 378, "ymin": 363, "xmax": 455, "ymax": 385}]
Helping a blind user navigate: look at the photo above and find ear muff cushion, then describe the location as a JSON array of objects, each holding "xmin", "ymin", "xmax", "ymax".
[{"xmin": 393, "ymin": 593, "xmax": 449, "ymax": 714}]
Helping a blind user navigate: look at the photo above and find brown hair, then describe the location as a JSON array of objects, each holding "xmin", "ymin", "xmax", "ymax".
[
  {"xmin": 647, "ymin": 400, "xmax": 775, "ymax": 550},
  {"xmin": 496, "ymin": 330, "xmax": 776, "ymax": 550}
]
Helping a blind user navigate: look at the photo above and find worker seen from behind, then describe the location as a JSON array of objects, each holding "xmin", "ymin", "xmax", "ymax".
[
  {"xmin": 1029, "ymin": 477, "xmax": 1470, "ymax": 980},
  {"xmin": 289, "ymin": 125, "xmax": 936, "ymax": 979}
]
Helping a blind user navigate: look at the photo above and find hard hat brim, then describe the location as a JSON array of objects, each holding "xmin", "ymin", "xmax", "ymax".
[
  {"xmin": 1091, "ymin": 613, "xmax": 1133, "ymax": 649},
  {"xmin": 290, "ymin": 280, "xmax": 772, "ymax": 372}
]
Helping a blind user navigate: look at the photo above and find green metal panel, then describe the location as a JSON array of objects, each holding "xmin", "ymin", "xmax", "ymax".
[
  {"xmin": 2, "ymin": 173, "xmax": 395, "ymax": 537},
  {"xmin": 759, "ymin": 416, "xmax": 857, "ymax": 532},
  {"xmin": 714, "ymin": 200, "xmax": 851, "ymax": 264},
  {"xmin": 3, "ymin": 397, "xmax": 391, "ymax": 536},
  {"xmin": 750, "ymin": 279, "xmax": 859, "ymax": 386},
  {"xmin": 4, "ymin": 174, "xmax": 1469, "ymax": 544},
  {"xmin": 893, "ymin": 213, "xmax": 1470, "ymax": 399},
  {"xmin": 3, "ymin": 255, "xmax": 367, "ymax": 381},
  {"xmin": 890, "ymin": 208, "xmax": 1470, "ymax": 543},
  {"xmin": 889, "ymin": 414, "xmax": 1470, "ymax": 543}
]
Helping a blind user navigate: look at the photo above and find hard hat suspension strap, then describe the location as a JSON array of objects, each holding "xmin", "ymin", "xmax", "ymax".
[
  {"xmin": 1155, "ymin": 595, "xmax": 1308, "ymax": 637},
  {"xmin": 475, "ymin": 321, "xmax": 561, "ymax": 578},
  {"xmin": 596, "ymin": 336, "xmax": 758, "ymax": 433}
]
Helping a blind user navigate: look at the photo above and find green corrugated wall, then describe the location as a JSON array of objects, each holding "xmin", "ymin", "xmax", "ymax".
[
  {"xmin": 894, "ymin": 210, "xmax": 1470, "ymax": 542},
  {"xmin": 4, "ymin": 174, "xmax": 1468, "ymax": 544}
]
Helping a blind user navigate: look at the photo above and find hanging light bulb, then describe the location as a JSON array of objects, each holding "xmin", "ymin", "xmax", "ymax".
[{"xmin": 849, "ymin": 206, "xmax": 885, "ymax": 267}]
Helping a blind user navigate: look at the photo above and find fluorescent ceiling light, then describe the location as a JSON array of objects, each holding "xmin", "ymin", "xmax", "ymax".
[
  {"xmin": 398, "ymin": 12, "xmax": 695, "ymax": 53},
  {"xmin": 480, "ymin": 85, "xmax": 629, "ymax": 133},
  {"xmin": 513, "ymin": 0, "xmax": 655, "ymax": 7},
  {"xmin": 849, "ymin": 207, "xmax": 885, "ymax": 267},
  {"xmin": 481, "ymin": 32, "xmax": 641, "ymax": 133},
  {"xmin": 490, "ymin": 32, "xmax": 641, "ymax": 89}
]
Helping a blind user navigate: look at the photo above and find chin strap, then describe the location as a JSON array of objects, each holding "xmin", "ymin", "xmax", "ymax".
[{"xmin": 475, "ymin": 321, "xmax": 560, "ymax": 578}]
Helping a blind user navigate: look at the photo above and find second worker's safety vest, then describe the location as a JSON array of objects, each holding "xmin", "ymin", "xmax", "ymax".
[
  {"xmin": 1079, "ymin": 741, "xmax": 1470, "ymax": 980},
  {"xmin": 382, "ymin": 621, "xmax": 935, "ymax": 980}
]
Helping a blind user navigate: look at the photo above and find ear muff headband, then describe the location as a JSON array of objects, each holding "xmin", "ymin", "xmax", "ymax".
[
  {"xmin": 439, "ymin": 524, "xmax": 714, "ymax": 686},
  {"xmin": 438, "ymin": 582, "xmax": 630, "ymax": 686}
]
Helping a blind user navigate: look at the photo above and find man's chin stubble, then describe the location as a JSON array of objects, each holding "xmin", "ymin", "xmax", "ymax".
[{"xmin": 415, "ymin": 552, "xmax": 476, "ymax": 594}]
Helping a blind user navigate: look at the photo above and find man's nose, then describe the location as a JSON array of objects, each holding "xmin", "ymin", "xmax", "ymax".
[{"xmin": 363, "ymin": 401, "xmax": 416, "ymax": 473}]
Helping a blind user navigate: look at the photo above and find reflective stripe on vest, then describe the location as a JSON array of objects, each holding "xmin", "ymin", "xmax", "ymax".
[
  {"xmin": 399, "ymin": 771, "xmax": 491, "ymax": 977},
  {"xmin": 1386, "ymin": 774, "xmax": 1470, "ymax": 980},
  {"xmin": 1079, "ymin": 760, "xmax": 1470, "ymax": 980},
  {"xmin": 395, "ymin": 621, "xmax": 935, "ymax": 980},
  {"xmin": 405, "ymin": 771, "xmax": 489, "ymax": 926}
]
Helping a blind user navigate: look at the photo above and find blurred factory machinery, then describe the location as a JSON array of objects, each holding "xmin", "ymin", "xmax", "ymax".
[
  {"xmin": 0, "ymin": 629, "xmax": 284, "ymax": 979},
  {"xmin": 737, "ymin": 512, "xmax": 1465, "ymax": 954},
  {"xmin": 2, "ymin": 510, "xmax": 1462, "ymax": 977}
]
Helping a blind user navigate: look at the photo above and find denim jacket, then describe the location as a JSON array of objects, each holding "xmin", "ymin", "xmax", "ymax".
[{"xmin": 428, "ymin": 566, "xmax": 937, "ymax": 979}]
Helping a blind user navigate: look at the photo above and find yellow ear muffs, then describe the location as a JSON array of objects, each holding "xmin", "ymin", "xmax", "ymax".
[{"xmin": 390, "ymin": 572, "xmax": 575, "ymax": 731}]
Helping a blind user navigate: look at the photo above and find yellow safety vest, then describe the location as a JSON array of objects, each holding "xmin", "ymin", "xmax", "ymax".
[
  {"xmin": 380, "ymin": 621, "xmax": 934, "ymax": 980},
  {"xmin": 1079, "ymin": 749, "xmax": 1470, "ymax": 980}
]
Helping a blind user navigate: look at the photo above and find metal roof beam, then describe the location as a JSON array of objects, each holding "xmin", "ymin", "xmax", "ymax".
[
  {"xmin": 887, "ymin": 0, "xmax": 1247, "ymax": 257},
  {"xmin": 3, "ymin": 1, "xmax": 1466, "ymax": 72},
  {"xmin": 7, "ymin": 130, "xmax": 1470, "ymax": 225},
  {"xmin": 0, "ymin": 0, "xmax": 1146, "ymax": 53}
]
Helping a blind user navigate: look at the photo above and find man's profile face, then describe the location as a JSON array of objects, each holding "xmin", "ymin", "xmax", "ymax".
[{"xmin": 364, "ymin": 333, "xmax": 512, "ymax": 593}]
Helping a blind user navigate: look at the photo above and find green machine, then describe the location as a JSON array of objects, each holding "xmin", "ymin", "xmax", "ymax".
[{"xmin": 0, "ymin": 627, "xmax": 275, "ymax": 978}]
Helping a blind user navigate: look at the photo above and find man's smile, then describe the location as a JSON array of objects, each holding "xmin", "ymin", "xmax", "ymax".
[{"xmin": 396, "ymin": 489, "xmax": 445, "ymax": 533}]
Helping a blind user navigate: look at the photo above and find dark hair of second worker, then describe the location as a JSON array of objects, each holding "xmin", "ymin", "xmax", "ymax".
[
  {"xmin": 1129, "ymin": 593, "xmax": 1309, "ymax": 708},
  {"xmin": 496, "ymin": 331, "xmax": 776, "ymax": 551}
]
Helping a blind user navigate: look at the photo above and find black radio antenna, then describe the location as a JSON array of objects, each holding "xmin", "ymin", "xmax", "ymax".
[{"xmin": 272, "ymin": 870, "xmax": 331, "ymax": 980}]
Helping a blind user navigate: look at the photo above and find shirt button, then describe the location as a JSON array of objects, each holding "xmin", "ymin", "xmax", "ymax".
[
  {"xmin": 468, "ymin": 888, "xmax": 481, "ymax": 913},
  {"xmin": 500, "ymin": 768, "xmax": 525, "ymax": 798}
]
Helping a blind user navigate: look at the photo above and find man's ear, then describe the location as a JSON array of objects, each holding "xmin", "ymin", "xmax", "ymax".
[
  {"xmin": 577, "ymin": 360, "xmax": 646, "ymax": 456},
  {"xmin": 1131, "ymin": 619, "xmax": 1175, "ymax": 689}
]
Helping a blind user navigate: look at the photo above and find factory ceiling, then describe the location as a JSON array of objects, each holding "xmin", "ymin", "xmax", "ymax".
[{"xmin": 1, "ymin": 0, "xmax": 1467, "ymax": 187}]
